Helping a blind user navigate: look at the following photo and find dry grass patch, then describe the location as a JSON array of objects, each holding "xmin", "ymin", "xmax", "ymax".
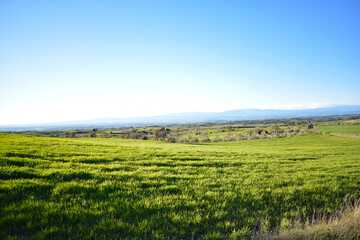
[{"xmin": 256, "ymin": 198, "xmax": 360, "ymax": 240}]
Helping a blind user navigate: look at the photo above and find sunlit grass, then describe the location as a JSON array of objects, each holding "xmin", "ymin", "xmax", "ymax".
[{"xmin": 0, "ymin": 133, "xmax": 359, "ymax": 239}]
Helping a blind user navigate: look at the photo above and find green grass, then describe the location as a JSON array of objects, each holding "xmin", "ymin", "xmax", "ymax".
[
  {"xmin": 317, "ymin": 124, "xmax": 360, "ymax": 135},
  {"xmin": 0, "ymin": 133, "xmax": 359, "ymax": 239}
]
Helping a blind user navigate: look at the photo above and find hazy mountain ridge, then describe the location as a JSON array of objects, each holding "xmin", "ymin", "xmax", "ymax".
[{"xmin": 1, "ymin": 105, "xmax": 360, "ymax": 131}]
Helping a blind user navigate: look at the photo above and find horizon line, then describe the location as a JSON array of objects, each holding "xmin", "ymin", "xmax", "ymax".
[{"xmin": 1, "ymin": 104, "xmax": 360, "ymax": 127}]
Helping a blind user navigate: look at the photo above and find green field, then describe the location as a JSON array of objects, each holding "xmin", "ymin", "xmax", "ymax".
[
  {"xmin": 317, "ymin": 124, "xmax": 360, "ymax": 135},
  {"xmin": 1, "ymin": 133, "xmax": 360, "ymax": 239}
]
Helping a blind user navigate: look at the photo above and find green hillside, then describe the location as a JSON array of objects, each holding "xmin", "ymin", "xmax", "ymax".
[{"xmin": 1, "ymin": 133, "xmax": 359, "ymax": 239}]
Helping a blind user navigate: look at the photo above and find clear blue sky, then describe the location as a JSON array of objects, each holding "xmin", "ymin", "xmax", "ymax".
[{"xmin": 1, "ymin": 0, "xmax": 359, "ymax": 124}]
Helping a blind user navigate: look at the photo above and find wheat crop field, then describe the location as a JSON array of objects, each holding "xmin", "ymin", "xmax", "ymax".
[{"xmin": 1, "ymin": 132, "xmax": 360, "ymax": 239}]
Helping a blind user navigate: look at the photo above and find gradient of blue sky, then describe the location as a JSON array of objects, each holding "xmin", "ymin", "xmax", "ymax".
[{"xmin": 1, "ymin": 0, "xmax": 359, "ymax": 124}]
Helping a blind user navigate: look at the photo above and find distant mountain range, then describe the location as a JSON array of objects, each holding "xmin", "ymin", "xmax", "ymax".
[{"xmin": 1, "ymin": 105, "xmax": 360, "ymax": 132}]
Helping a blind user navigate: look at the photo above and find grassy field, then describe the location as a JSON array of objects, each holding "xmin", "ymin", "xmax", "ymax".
[
  {"xmin": 1, "ymin": 133, "xmax": 360, "ymax": 239},
  {"xmin": 317, "ymin": 124, "xmax": 360, "ymax": 135}
]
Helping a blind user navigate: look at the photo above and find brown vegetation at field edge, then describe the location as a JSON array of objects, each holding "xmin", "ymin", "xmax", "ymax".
[{"xmin": 255, "ymin": 198, "xmax": 360, "ymax": 240}]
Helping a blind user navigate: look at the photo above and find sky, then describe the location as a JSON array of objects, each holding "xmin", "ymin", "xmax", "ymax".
[{"xmin": 1, "ymin": 0, "xmax": 360, "ymax": 125}]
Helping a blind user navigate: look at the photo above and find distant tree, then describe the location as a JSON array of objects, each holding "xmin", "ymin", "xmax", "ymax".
[
  {"xmin": 153, "ymin": 128, "xmax": 166, "ymax": 140},
  {"xmin": 129, "ymin": 132, "xmax": 141, "ymax": 139},
  {"xmin": 199, "ymin": 136, "xmax": 210, "ymax": 143},
  {"xmin": 164, "ymin": 136, "xmax": 176, "ymax": 143},
  {"xmin": 269, "ymin": 124, "xmax": 281, "ymax": 133},
  {"xmin": 188, "ymin": 136, "xmax": 198, "ymax": 143},
  {"xmin": 88, "ymin": 129, "xmax": 97, "ymax": 138},
  {"xmin": 254, "ymin": 127, "xmax": 263, "ymax": 135},
  {"xmin": 245, "ymin": 129, "xmax": 255, "ymax": 135}
]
